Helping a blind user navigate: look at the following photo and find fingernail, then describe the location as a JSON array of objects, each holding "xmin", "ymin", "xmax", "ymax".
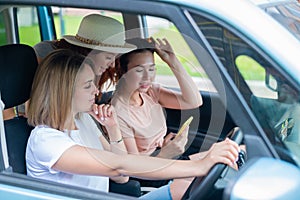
[
  {"xmin": 95, "ymin": 110, "xmax": 98, "ymax": 114},
  {"xmin": 100, "ymin": 117, "xmax": 104, "ymax": 121}
]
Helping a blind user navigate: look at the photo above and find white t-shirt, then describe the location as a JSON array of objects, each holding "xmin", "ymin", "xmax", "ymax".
[{"xmin": 26, "ymin": 113, "xmax": 109, "ymax": 192}]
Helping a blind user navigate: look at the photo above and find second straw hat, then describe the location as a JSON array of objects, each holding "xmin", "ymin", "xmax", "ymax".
[{"xmin": 63, "ymin": 14, "xmax": 136, "ymax": 53}]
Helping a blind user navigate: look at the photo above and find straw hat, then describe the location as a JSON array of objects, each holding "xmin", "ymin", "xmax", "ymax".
[{"xmin": 63, "ymin": 14, "xmax": 136, "ymax": 53}]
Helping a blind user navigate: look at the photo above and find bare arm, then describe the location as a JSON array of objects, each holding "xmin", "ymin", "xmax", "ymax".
[
  {"xmin": 154, "ymin": 38, "xmax": 202, "ymax": 109},
  {"xmin": 89, "ymin": 104, "xmax": 129, "ymax": 183},
  {"xmin": 122, "ymin": 137, "xmax": 141, "ymax": 155},
  {"xmin": 52, "ymin": 138, "xmax": 239, "ymax": 180},
  {"xmin": 99, "ymin": 127, "xmax": 129, "ymax": 183},
  {"xmin": 116, "ymin": 117, "xmax": 141, "ymax": 155}
]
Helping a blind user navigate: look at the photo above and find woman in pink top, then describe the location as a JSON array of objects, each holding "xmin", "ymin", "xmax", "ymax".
[
  {"xmin": 112, "ymin": 37, "xmax": 202, "ymax": 158},
  {"xmin": 111, "ymin": 37, "xmax": 206, "ymax": 198}
]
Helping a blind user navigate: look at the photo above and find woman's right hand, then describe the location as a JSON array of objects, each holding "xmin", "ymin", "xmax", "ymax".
[
  {"xmin": 158, "ymin": 126, "xmax": 189, "ymax": 159},
  {"xmin": 151, "ymin": 37, "xmax": 177, "ymax": 67},
  {"xmin": 201, "ymin": 138, "xmax": 240, "ymax": 172},
  {"xmin": 89, "ymin": 104, "xmax": 119, "ymax": 127}
]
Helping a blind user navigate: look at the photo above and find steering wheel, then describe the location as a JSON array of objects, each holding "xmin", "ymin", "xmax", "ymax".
[{"xmin": 182, "ymin": 127, "xmax": 244, "ymax": 200}]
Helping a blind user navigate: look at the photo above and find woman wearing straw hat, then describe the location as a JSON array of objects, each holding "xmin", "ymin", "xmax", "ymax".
[
  {"xmin": 34, "ymin": 13, "xmax": 136, "ymax": 98},
  {"xmin": 11, "ymin": 14, "xmax": 135, "ymax": 128}
]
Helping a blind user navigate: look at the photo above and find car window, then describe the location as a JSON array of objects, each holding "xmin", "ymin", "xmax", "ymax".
[
  {"xmin": 143, "ymin": 15, "xmax": 216, "ymax": 92},
  {"xmin": 0, "ymin": 6, "xmax": 42, "ymax": 46},
  {"xmin": 51, "ymin": 7, "xmax": 123, "ymax": 39},
  {"xmin": 0, "ymin": 12, "xmax": 7, "ymax": 45},
  {"xmin": 17, "ymin": 7, "xmax": 41, "ymax": 46},
  {"xmin": 0, "ymin": 4, "xmax": 215, "ymax": 93},
  {"xmin": 189, "ymin": 12, "xmax": 300, "ymax": 165},
  {"xmin": 51, "ymin": 8, "xmax": 215, "ymax": 92}
]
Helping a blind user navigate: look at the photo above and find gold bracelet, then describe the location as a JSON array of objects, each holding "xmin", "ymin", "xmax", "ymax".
[
  {"xmin": 13, "ymin": 106, "xmax": 19, "ymax": 118},
  {"xmin": 109, "ymin": 137, "xmax": 123, "ymax": 144}
]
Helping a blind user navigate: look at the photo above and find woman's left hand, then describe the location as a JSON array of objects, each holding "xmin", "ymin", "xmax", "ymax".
[
  {"xmin": 89, "ymin": 104, "xmax": 118, "ymax": 127},
  {"xmin": 158, "ymin": 126, "xmax": 189, "ymax": 159}
]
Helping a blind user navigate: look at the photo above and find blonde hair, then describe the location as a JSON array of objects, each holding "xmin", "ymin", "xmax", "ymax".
[{"xmin": 27, "ymin": 49, "xmax": 94, "ymax": 131}]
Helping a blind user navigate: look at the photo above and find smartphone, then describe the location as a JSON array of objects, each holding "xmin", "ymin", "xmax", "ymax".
[{"xmin": 175, "ymin": 116, "xmax": 193, "ymax": 138}]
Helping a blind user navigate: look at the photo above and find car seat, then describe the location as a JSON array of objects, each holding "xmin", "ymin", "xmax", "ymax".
[{"xmin": 0, "ymin": 44, "xmax": 37, "ymax": 174}]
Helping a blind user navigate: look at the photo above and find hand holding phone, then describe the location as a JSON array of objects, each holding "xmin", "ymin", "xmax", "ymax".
[{"xmin": 175, "ymin": 116, "xmax": 193, "ymax": 138}]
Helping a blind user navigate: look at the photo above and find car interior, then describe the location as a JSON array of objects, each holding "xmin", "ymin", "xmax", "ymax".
[
  {"xmin": 0, "ymin": 4, "xmax": 241, "ymax": 198},
  {"xmin": 0, "ymin": 1, "xmax": 300, "ymax": 199}
]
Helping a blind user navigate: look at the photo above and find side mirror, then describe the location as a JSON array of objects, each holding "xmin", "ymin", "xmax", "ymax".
[
  {"xmin": 265, "ymin": 71, "xmax": 278, "ymax": 92},
  {"xmin": 223, "ymin": 157, "xmax": 300, "ymax": 199}
]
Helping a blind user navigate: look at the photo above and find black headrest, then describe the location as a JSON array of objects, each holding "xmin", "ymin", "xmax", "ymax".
[{"xmin": 0, "ymin": 44, "xmax": 38, "ymax": 109}]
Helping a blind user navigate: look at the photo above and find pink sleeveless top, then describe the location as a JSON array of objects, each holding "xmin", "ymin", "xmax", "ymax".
[{"xmin": 112, "ymin": 84, "xmax": 167, "ymax": 155}]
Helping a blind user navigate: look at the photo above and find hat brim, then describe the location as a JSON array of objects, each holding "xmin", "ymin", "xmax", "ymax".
[{"xmin": 63, "ymin": 35, "xmax": 136, "ymax": 54}]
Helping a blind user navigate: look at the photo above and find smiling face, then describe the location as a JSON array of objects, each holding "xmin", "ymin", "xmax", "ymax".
[
  {"xmin": 88, "ymin": 51, "xmax": 117, "ymax": 76},
  {"xmin": 124, "ymin": 50, "xmax": 156, "ymax": 93},
  {"xmin": 73, "ymin": 64, "xmax": 98, "ymax": 114}
]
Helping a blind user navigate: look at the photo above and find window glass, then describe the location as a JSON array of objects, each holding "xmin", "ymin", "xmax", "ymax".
[
  {"xmin": 144, "ymin": 15, "xmax": 215, "ymax": 92},
  {"xmin": 235, "ymin": 55, "xmax": 277, "ymax": 99},
  {"xmin": 17, "ymin": 7, "xmax": 40, "ymax": 46},
  {"xmin": 0, "ymin": 12, "xmax": 7, "ymax": 45},
  {"xmin": 52, "ymin": 8, "xmax": 123, "ymax": 39},
  {"xmin": 15, "ymin": 6, "xmax": 214, "ymax": 93},
  {"xmin": 190, "ymin": 12, "xmax": 300, "ymax": 165}
]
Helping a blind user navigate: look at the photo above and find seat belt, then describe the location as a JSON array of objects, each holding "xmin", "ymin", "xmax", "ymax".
[{"xmin": 0, "ymin": 92, "xmax": 10, "ymax": 170}]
